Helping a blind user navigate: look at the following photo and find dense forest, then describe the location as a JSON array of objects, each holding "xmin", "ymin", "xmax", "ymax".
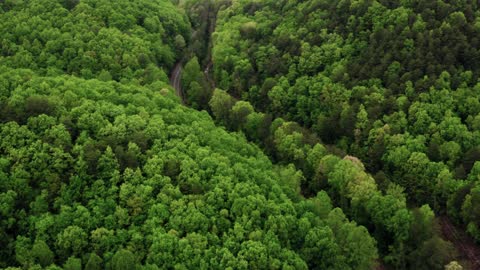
[
  {"xmin": 202, "ymin": 0, "xmax": 480, "ymax": 268},
  {"xmin": 1, "ymin": 0, "xmax": 479, "ymax": 269},
  {"xmin": 0, "ymin": 0, "xmax": 377, "ymax": 269}
]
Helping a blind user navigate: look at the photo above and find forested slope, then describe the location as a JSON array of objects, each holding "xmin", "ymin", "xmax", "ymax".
[
  {"xmin": 0, "ymin": 0, "xmax": 190, "ymax": 82},
  {"xmin": 0, "ymin": 0, "xmax": 380, "ymax": 269},
  {"xmin": 212, "ymin": 0, "xmax": 480, "ymax": 251},
  {"xmin": 0, "ymin": 67, "xmax": 377, "ymax": 269},
  {"xmin": 196, "ymin": 0, "xmax": 480, "ymax": 268}
]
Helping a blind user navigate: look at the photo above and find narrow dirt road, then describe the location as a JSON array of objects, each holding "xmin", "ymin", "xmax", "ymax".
[
  {"xmin": 170, "ymin": 62, "xmax": 185, "ymax": 104},
  {"xmin": 439, "ymin": 216, "xmax": 480, "ymax": 269}
]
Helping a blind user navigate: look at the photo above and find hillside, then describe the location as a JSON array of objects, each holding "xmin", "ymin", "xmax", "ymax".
[
  {"xmin": 176, "ymin": 0, "xmax": 480, "ymax": 268},
  {"xmin": 212, "ymin": 0, "xmax": 480, "ymax": 209},
  {"xmin": 2, "ymin": 0, "xmax": 480, "ymax": 269}
]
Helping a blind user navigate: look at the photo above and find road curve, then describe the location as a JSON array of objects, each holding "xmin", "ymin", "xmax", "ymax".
[{"xmin": 170, "ymin": 62, "xmax": 185, "ymax": 104}]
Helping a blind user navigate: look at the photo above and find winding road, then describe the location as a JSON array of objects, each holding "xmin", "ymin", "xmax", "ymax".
[
  {"xmin": 170, "ymin": 3, "xmax": 217, "ymax": 103},
  {"xmin": 170, "ymin": 62, "xmax": 185, "ymax": 104}
]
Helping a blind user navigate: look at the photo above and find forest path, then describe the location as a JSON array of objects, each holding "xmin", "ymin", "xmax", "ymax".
[
  {"xmin": 170, "ymin": 62, "xmax": 185, "ymax": 104},
  {"xmin": 439, "ymin": 216, "xmax": 480, "ymax": 269}
]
